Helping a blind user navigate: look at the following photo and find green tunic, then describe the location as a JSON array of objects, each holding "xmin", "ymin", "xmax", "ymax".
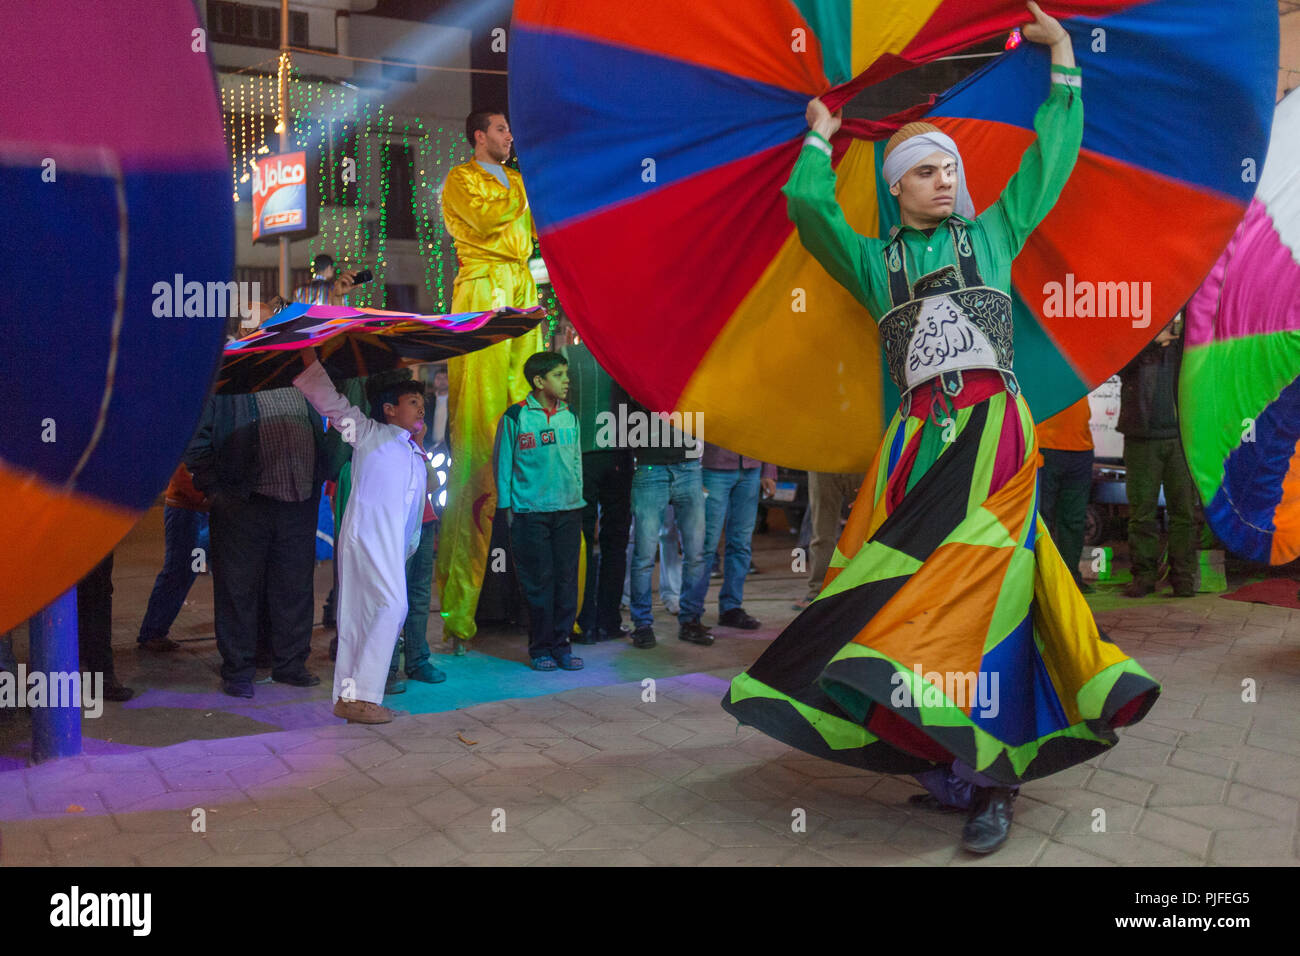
[{"xmin": 782, "ymin": 64, "xmax": 1084, "ymax": 324}]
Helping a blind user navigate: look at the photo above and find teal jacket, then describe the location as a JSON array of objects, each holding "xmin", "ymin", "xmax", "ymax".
[{"xmin": 493, "ymin": 393, "xmax": 584, "ymax": 513}]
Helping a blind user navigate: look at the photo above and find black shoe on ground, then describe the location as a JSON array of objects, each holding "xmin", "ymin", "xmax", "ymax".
[
  {"xmin": 273, "ymin": 669, "xmax": 321, "ymax": 687},
  {"xmin": 678, "ymin": 620, "xmax": 714, "ymax": 646},
  {"xmin": 961, "ymin": 787, "xmax": 1016, "ymax": 854},
  {"xmin": 1123, "ymin": 579, "xmax": 1155, "ymax": 598},
  {"xmin": 385, "ymin": 673, "xmax": 407, "ymax": 695},
  {"xmin": 1171, "ymin": 581, "xmax": 1196, "ymax": 598},
  {"xmin": 574, "ymin": 628, "xmax": 601, "ymax": 645},
  {"xmin": 222, "ymin": 679, "xmax": 254, "ymax": 699},
  {"xmin": 139, "ymin": 636, "xmax": 180, "ymax": 652},
  {"xmin": 104, "ymin": 682, "xmax": 135, "ymax": 703},
  {"xmin": 717, "ymin": 607, "xmax": 761, "ymax": 630},
  {"xmin": 599, "ymin": 624, "xmax": 631, "ymax": 643},
  {"xmin": 408, "ymin": 661, "xmax": 447, "ymax": 684},
  {"xmin": 631, "ymin": 626, "xmax": 656, "ymax": 649}
]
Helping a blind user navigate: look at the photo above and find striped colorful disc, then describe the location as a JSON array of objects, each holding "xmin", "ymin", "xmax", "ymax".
[
  {"xmin": 0, "ymin": 1, "xmax": 233, "ymax": 630},
  {"xmin": 1182, "ymin": 90, "xmax": 1300, "ymax": 565},
  {"xmin": 510, "ymin": 0, "xmax": 1276, "ymax": 472}
]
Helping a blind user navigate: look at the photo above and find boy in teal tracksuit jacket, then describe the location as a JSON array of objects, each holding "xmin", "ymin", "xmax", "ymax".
[{"xmin": 493, "ymin": 352, "xmax": 586, "ymax": 671}]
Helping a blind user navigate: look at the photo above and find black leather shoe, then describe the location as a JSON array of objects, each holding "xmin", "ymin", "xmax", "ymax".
[
  {"xmin": 273, "ymin": 670, "xmax": 321, "ymax": 687},
  {"xmin": 103, "ymin": 682, "xmax": 135, "ymax": 703},
  {"xmin": 599, "ymin": 624, "xmax": 631, "ymax": 643},
  {"xmin": 631, "ymin": 626, "xmax": 656, "ymax": 649},
  {"xmin": 717, "ymin": 607, "xmax": 761, "ymax": 630},
  {"xmin": 961, "ymin": 786, "xmax": 1016, "ymax": 854},
  {"xmin": 222, "ymin": 680, "xmax": 254, "ymax": 699},
  {"xmin": 678, "ymin": 620, "xmax": 714, "ymax": 646}
]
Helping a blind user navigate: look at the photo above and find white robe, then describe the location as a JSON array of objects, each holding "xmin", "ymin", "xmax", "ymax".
[{"xmin": 294, "ymin": 361, "xmax": 426, "ymax": 705}]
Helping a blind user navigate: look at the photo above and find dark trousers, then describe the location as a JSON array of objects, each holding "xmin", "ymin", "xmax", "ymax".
[
  {"xmin": 510, "ymin": 508, "xmax": 583, "ymax": 660},
  {"xmin": 576, "ymin": 450, "xmax": 633, "ymax": 635},
  {"xmin": 209, "ymin": 491, "xmax": 318, "ymax": 683},
  {"xmin": 77, "ymin": 552, "xmax": 117, "ymax": 682},
  {"xmin": 138, "ymin": 505, "xmax": 207, "ymax": 644},
  {"xmin": 1125, "ymin": 437, "xmax": 1198, "ymax": 587},
  {"xmin": 391, "ymin": 518, "xmax": 437, "ymax": 676},
  {"xmin": 1039, "ymin": 448, "xmax": 1093, "ymax": 586}
]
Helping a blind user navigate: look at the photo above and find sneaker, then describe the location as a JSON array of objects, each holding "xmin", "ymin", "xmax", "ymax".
[
  {"xmin": 333, "ymin": 699, "xmax": 395, "ymax": 724},
  {"xmin": 631, "ymin": 626, "xmax": 656, "ymax": 649},
  {"xmin": 407, "ymin": 661, "xmax": 447, "ymax": 684},
  {"xmin": 678, "ymin": 620, "xmax": 714, "ymax": 646},
  {"xmin": 717, "ymin": 607, "xmax": 761, "ymax": 630},
  {"xmin": 530, "ymin": 656, "xmax": 558, "ymax": 671},
  {"xmin": 1123, "ymin": 579, "xmax": 1155, "ymax": 598}
]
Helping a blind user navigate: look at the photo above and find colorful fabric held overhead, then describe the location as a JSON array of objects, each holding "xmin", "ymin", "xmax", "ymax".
[
  {"xmin": 216, "ymin": 305, "xmax": 547, "ymax": 394},
  {"xmin": 1181, "ymin": 90, "xmax": 1300, "ymax": 566},
  {"xmin": 509, "ymin": 0, "xmax": 1277, "ymax": 472},
  {"xmin": 0, "ymin": 0, "xmax": 233, "ymax": 631}
]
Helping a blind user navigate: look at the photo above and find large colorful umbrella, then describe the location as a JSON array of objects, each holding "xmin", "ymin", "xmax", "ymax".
[
  {"xmin": 215, "ymin": 305, "xmax": 547, "ymax": 393},
  {"xmin": 0, "ymin": 0, "xmax": 233, "ymax": 631},
  {"xmin": 510, "ymin": 0, "xmax": 1277, "ymax": 472},
  {"xmin": 1181, "ymin": 90, "xmax": 1300, "ymax": 566}
]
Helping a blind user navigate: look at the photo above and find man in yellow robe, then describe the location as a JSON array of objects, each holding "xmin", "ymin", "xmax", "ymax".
[{"xmin": 436, "ymin": 110, "xmax": 545, "ymax": 649}]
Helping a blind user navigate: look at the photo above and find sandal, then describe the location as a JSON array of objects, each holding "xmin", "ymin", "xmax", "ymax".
[
  {"xmin": 553, "ymin": 652, "xmax": 584, "ymax": 671},
  {"xmin": 530, "ymin": 656, "xmax": 558, "ymax": 671}
]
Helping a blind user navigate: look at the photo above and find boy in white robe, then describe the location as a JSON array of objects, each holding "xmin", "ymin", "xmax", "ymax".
[{"xmin": 294, "ymin": 348, "xmax": 429, "ymax": 723}]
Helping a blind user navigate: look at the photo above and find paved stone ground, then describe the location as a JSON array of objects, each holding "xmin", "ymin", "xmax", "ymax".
[{"xmin": 1, "ymin": 507, "xmax": 1298, "ymax": 865}]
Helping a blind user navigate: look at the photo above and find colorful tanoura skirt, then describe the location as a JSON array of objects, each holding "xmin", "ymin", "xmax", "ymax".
[{"xmin": 723, "ymin": 373, "xmax": 1160, "ymax": 786}]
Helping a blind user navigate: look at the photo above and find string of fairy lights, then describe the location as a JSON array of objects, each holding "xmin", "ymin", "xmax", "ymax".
[{"xmin": 218, "ymin": 64, "xmax": 562, "ymax": 339}]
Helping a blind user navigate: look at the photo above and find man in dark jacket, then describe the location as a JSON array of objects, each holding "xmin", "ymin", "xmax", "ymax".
[
  {"xmin": 1118, "ymin": 315, "xmax": 1197, "ymax": 597},
  {"xmin": 185, "ymin": 387, "xmax": 342, "ymax": 696}
]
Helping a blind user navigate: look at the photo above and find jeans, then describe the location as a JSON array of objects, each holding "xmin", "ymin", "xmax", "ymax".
[
  {"xmin": 688, "ymin": 467, "xmax": 761, "ymax": 614},
  {"xmin": 629, "ymin": 463, "xmax": 706, "ymax": 627},
  {"xmin": 138, "ymin": 506, "xmax": 209, "ymax": 644},
  {"xmin": 621, "ymin": 505, "xmax": 681, "ymax": 607},
  {"xmin": 1039, "ymin": 449, "xmax": 1093, "ymax": 586},
  {"xmin": 1124, "ymin": 437, "xmax": 1197, "ymax": 587},
  {"xmin": 392, "ymin": 518, "xmax": 437, "ymax": 676},
  {"xmin": 510, "ymin": 508, "xmax": 583, "ymax": 659},
  {"xmin": 576, "ymin": 450, "xmax": 633, "ymax": 635}
]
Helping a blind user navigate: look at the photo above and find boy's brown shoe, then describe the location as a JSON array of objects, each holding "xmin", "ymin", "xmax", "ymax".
[{"xmin": 333, "ymin": 699, "xmax": 395, "ymax": 724}]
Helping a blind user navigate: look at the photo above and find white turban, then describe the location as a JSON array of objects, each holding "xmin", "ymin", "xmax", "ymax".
[{"xmin": 881, "ymin": 131, "xmax": 975, "ymax": 220}]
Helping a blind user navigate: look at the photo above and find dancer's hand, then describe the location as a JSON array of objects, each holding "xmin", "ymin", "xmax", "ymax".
[
  {"xmin": 1022, "ymin": 2, "xmax": 1066, "ymax": 45},
  {"xmin": 805, "ymin": 97, "xmax": 841, "ymax": 141},
  {"xmin": 1023, "ymin": 2, "xmax": 1075, "ymax": 67}
]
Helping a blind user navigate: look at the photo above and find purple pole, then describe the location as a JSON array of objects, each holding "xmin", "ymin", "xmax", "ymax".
[{"xmin": 28, "ymin": 588, "xmax": 82, "ymax": 762}]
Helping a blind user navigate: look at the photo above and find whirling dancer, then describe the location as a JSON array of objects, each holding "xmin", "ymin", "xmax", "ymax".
[{"xmin": 723, "ymin": 1, "xmax": 1159, "ymax": 855}]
